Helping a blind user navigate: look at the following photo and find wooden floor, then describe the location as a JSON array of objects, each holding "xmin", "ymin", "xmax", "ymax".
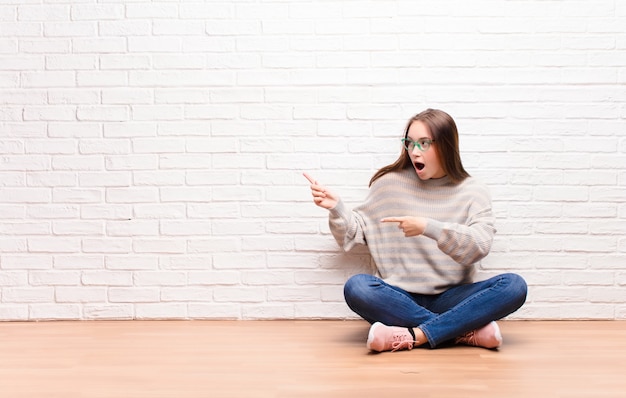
[{"xmin": 0, "ymin": 320, "xmax": 625, "ymax": 397}]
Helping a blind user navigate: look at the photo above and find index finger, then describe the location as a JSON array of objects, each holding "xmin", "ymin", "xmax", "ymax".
[
  {"xmin": 303, "ymin": 172, "xmax": 317, "ymax": 185},
  {"xmin": 381, "ymin": 217, "xmax": 405, "ymax": 223}
]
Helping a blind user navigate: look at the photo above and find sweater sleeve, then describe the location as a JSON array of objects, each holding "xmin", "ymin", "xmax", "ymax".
[
  {"xmin": 328, "ymin": 199, "xmax": 368, "ymax": 252},
  {"xmin": 422, "ymin": 184, "xmax": 496, "ymax": 266}
]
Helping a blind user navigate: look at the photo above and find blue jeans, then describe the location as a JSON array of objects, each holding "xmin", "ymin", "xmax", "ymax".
[{"xmin": 343, "ymin": 273, "xmax": 527, "ymax": 348}]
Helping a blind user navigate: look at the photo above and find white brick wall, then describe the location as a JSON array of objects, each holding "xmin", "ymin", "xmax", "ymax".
[{"xmin": 1, "ymin": 0, "xmax": 625, "ymax": 321}]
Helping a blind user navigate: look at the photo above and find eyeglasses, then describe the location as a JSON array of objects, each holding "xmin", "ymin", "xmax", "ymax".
[{"xmin": 401, "ymin": 137, "xmax": 435, "ymax": 152}]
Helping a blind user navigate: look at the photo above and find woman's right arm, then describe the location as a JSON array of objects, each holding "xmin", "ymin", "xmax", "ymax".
[
  {"xmin": 304, "ymin": 172, "xmax": 366, "ymax": 251},
  {"xmin": 303, "ymin": 172, "xmax": 338, "ymax": 210}
]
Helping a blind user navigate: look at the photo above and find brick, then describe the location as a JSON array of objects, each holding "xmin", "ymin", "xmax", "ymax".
[
  {"xmin": 18, "ymin": 5, "xmax": 70, "ymax": 21},
  {"xmin": 77, "ymin": 105, "xmax": 129, "ymax": 121},
  {"xmin": 100, "ymin": 54, "xmax": 151, "ymax": 69},
  {"xmin": 82, "ymin": 238, "xmax": 131, "ymax": 254},
  {"xmin": 0, "ymin": 90, "xmax": 47, "ymax": 105},
  {"xmin": 179, "ymin": 4, "xmax": 234, "ymax": 19},
  {"xmin": 2, "ymin": 287, "xmax": 54, "ymax": 302},
  {"xmin": 0, "ymin": 271, "xmax": 28, "ymax": 286},
  {"xmin": 241, "ymin": 236, "xmax": 294, "ymax": 251},
  {"xmin": 23, "ymin": 106, "xmax": 76, "ymax": 121},
  {"xmin": 106, "ymin": 220, "xmax": 159, "ymax": 237},
  {"xmin": 153, "ymin": 20, "xmax": 205, "ymax": 36},
  {"xmin": 135, "ymin": 303, "xmax": 188, "ymax": 319},
  {"xmin": 294, "ymin": 302, "xmax": 355, "ymax": 319},
  {"xmin": 44, "ymin": 23, "xmax": 96, "ymax": 37},
  {"xmin": 55, "ymin": 287, "xmax": 106, "ymax": 303},
  {"xmin": 210, "ymin": 220, "xmax": 265, "ymax": 236},
  {"xmin": 213, "ymin": 253, "xmax": 266, "ymax": 270},
  {"xmin": 187, "ymin": 203, "xmax": 239, "ymax": 219},
  {"xmin": 29, "ymin": 304, "xmax": 80, "ymax": 320},
  {"xmin": 78, "ymin": 171, "xmax": 131, "ymax": 187},
  {"xmin": 189, "ymin": 271, "xmax": 239, "ymax": 285},
  {"xmin": 153, "ymin": 54, "xmax": 205, "ymax": 70},
  {"xmin": 0, "ymin": 306, "xmax": 28, "ymax": 320},
  {"xmin": 160, "ymin": 187, "xmax": 212, "ymax": 202},
  {"xmin": 72, "ymin": 38, "xmax": 126, "ymax": 53},
  {"xmin": 0, "ymin": 72, "xmax": 20, "ymax": 90},
  {"xmin": 105, "ymin": 256, "xmax": 158, "ymax": 271},
  {"xmin": 132, "ymin": 204, "xmax": 186, "ymax": 219},
  {"xmin": 189, "ymin": 303, "xmax": 241, "ymax": 319},
  {"xmin": 81, "ymin": 271, "xmax": 132, "ymax": 286},
  {"xmin": 161, "ymin": 256, "xmax": 213, "ymax": 270},
  {"xmin": 160, "ymin": 221, "xmax": 211, "ymax": 236},
  {"xmin": 241, "ymin": 304, "xmax": 293, "ymax": 320},
  {"xmin": 53, "ymin": 188, "xmax": 102, "ymax": 203},
  {"xmin": 48, "ymin": 90, "xmax": 99, "ymax": 105},
  {"xmin": 0, "ymin": 22, "xmax": 41, "ymax": 37},
  {"xmin": 242, "ymin": 270, "xmax": 293, "ymax": 286},
  {"xmin": 28, "ymin": 237, "xmax": 81, "ymax": 253},
  {"xmin": 161, "ymin": 287, "xmax": 212, "ymax": 302},
  {"xmin": 83, "ymin": 304, "xmax": 133, "ymax": 320},
  {"xmin": 102, "ymin": 89, "xmax": 153, "ymax": 105},
  {"xmin": 54, "ymin": 255, "xmax": 103, "ymax": 270},
  {"xmin": 0, "ymin": 221, "xmax": 29, "ymax": 239},
  {"xmin": 98, "ymin": 19, "xmax": 151, "ymax": 37},
  {"xmin": 126, "ymin": 3, "xmax": 179, "ymax": 19},
  {"xmin": 267, "ymin": 286, "xmax": 320, "ymax": 302},
  {"xmin": 108, "ymin": 287, "xmax": 159, "ymax": 303},
  {"xmin": 132, "ymin": 239, "xmax": 186, "ymax": 254},
  {"xmin": 213, "ymin": 286, "xmax": 265, "ymax": 303},
  {"xmin": 132, "ymin": 105, "xmax": 184, "ymax": 121},
  {"xmin": 70, "ymin": 5, "xmax": 125, "ymax": 21},
  {"xmin": 188, "ymin": 237, "xmax": 241, "ymax": 253}
]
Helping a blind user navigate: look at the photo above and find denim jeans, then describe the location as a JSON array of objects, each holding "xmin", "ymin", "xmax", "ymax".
[{"xmin": 343, "ymin": 273, "xmax": 527, "ymax": 348}]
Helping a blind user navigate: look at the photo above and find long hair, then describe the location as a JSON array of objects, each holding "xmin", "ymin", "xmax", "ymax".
[{"xmin": 369, "ymin": 109, "xmax": 470, "ymax": 186}]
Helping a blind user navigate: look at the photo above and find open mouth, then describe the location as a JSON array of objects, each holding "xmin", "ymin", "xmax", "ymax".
[{"xmin": 415, "ymin": 162, "xmax": 425, "ymax": 171}]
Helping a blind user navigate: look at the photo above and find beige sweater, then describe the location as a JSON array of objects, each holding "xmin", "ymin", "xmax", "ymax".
[{"xmin": 329, "ymin": 168, "xmax": 496, "ymax": 294}]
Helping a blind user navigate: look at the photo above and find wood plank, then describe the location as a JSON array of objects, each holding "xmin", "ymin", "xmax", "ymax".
[{"xmin": 0, "ymin": 320, "xmax": 625, "ymax": 397}]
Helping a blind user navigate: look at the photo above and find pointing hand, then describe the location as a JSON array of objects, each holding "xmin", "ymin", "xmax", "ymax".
[
  {"xmin": 304, "ymin": 172, "xmax": 339, "ymax": 210},
  {"xmin": 381, "ymin": 216, "xmax": 426, "ymax": 237}
]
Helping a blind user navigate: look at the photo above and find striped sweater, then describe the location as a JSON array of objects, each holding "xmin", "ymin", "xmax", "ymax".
[{"xmin": 329, "ymin": 167, "xmax": 496, "ymax": 295}]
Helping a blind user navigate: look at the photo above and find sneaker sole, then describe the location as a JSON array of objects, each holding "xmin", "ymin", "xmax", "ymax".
[
  {"xmin": 366, "ymin": 322, "xmax": 383, "ymax": 350},
  {"xmin": 491, "ymin": 321, "xmax": 503, "ymax": 348}
]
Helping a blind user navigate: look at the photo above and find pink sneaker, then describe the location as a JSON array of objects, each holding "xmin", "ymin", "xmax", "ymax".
[
  {"xmin": 366, "ymin": 322, "xmax": 416, "ymax": 352},
  {"xmin": 455, "ymin": 321, "xmax": 502, "ymax": 349}
]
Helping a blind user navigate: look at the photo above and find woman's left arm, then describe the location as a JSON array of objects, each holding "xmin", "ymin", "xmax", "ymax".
[{"xmin": 423, "ymin": 204, "xmax": 496, "ymax": 266}]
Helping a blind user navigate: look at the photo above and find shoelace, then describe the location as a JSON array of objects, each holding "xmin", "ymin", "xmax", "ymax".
[
  {"xmin": 390, "ymin": 333, "xmax": 415, "ymax": 352},
  {"xmin": 456, "ymin": 330, "xmax": 476, "ymax": 346}
]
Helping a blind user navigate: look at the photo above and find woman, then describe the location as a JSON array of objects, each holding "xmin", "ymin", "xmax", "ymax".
[{"xmin": 304, "ymin": 108, "xmax": 527, "ymax": 352}]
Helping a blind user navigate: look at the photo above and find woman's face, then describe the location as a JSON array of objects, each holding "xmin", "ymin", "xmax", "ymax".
[{"xmin": 406, "ymin": 120, "xmax": 446, "ymax": 180}]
